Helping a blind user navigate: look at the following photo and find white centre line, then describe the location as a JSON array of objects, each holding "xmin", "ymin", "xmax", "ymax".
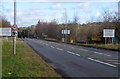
[
  {"xmin": 75, "ymin": 54, "xmax": 80, "ymax": 56},
  {"xmin": 51, "ymin": 46, "xmax": 55, "ymax": 48},
  {"xmin": 79, "ymin": 49, "xmax": 88, "ymax": 52},
  {"xmin": 67, "ymin": 51, "xmax": 80, "ymax": 56},
  {"xmin": 46, "ymin": 44, "xmax": 48, "ymax": 46},
  {"xmin": 94, "ymin": 52, "xmax": 111, "ymax": 57},
  {"xmin": 63, "ymin": 45, "xmax": 66, "ymax": 46},
  {"xmin": 94, "ymin": 52, "xmax": 103, "ymax": 55},
  {"xmin": 71, "ymin": 47, "xmax": 74, "ymax": 49},
  {"xmin": 56, "ymin": 48, "xmax": 64, "ymax": 51},
  {"xmin": 103, "ymin": 54, "xmax": 111, "ymax": 57},
  {"xmin": 67, "ymin": 51, "xmax": 75, "ymax": 55},
  {"xmin": 88, "ymin": 58, "xmax": 117, "ymax": 68}
]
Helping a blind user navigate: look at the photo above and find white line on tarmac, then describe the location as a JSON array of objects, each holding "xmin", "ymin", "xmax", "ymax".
[
  {"xmin": 75, "ymin": 54, "xmax": 80, "ymax": 56},
  {"xmin": 46, "ymin": 44, "xmax": 48, "ymax": 46},
  {"xmin": 67, "ymin": 51, "xmax": 80, "ymax": 56},
  {"xmin": 103, "ymin": 54, "xmax": 111, "ymax": 57},
  {"xmin": 56, "ymin": 48, "xmax": 64, "ymax": 51},
  {"xmin": 79, "ymin": 49, "xmax": 88, "ymax": 52},
  {"xmin": 67, "ymin": 51, "xmax": 75, "ymax": 55},
  {"xmin": 51, "ymin": 46, "xmax": 55, "ymax": 48},
  {"xmin": 88, "ymin": 58, "xmax": 117, "ymax": 68},
  {"xmin": 71, "ymin": 47, "xmax": 74, "ymax": 49},
  {"xmin": 94, "ymin": 52, "xmax": 103, "ymax": 55},
  {"xmin": 94, "ymin": 52, "xmax": 111, "ymax": 57}
]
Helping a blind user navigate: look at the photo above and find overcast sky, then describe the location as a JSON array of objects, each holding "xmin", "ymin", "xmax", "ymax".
[{"xmin": 2, "ymin": 0, "xmax": 118, "ymax": 27}]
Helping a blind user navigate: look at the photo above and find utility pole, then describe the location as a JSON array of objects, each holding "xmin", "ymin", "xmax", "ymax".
[{"xmin": 13, "ymin": 0, "xmax": 17, "ymax": 55}]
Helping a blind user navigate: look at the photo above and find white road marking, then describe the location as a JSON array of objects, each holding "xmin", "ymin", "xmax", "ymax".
[
  {"xmin": 88, "ymin": 58, "xmax": 117, "ymax": 68},
  {"xmin": 103, "ymin": 54, "xmax": 111, "ymax": 57},
  {"xmin": 75, "ymin": 54, "xmax": 80, "ymax": 56},
  {"xmin": 79, "ymin": 49, "xmax": 88, "ymax": 52},
  {"xmin": 71, "ymin": 47, "xmax": 74, "ymax": 49},
  {"xmin": 56, "ymin": 48, "xmax": 63, "ymax": 51},
  {"xmin": 67, "ymin": 51, "xmax": 75, "ymax": 55},
  {"xmin": 55, "ymin": 43, "xmax": 60, "ymax": 45},
  {"xmin": 46, "ymin": 44, "xmax": 48, "ymax": 46},
  {"xmin": 94, "ymin": 52, "xmax": 103, "ymax": 55},
  {"xmin": 94, "ymin": 52, "xmax": 111, "ymax": 57},
  {"xmin": 67, "ymin": 51, "xmax": 72, "ymax": 54},
  {"xmin": 51, "ymin": 46, "xmax": 55, "ymax": 48},
  {"xmin": 67, "ymin": 51, "xmax": 80, "ymax": 56}
]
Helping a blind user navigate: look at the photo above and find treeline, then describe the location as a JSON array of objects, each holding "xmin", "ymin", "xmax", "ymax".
[
  {"xmin": 0, "ymin": 16, "xmax": 11, "ymax": 27},
  {"xmin": 19, "ymin": 21, "xmax": 120, "ymax": 44},
  {"xmin": 18, "ymin": 11, "xmax": 120, "ymax": 44}
]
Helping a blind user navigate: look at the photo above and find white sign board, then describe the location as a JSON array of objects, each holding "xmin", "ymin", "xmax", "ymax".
[
  {"xmin": 0, "ymin": 28, "xmax": 11, "ymax": 36},
  {"xmin": 61, "ymin": 30, "xmax": 70, "ymax": 34},
  {"xmin": 103, "ymin": 29, "xmax": 115, "ymax": 37}
]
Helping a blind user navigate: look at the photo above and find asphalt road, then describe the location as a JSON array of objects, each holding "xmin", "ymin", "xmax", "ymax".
[{"xmin": 24, "ymin": 38, "xmax": 119, "ymax": 77}]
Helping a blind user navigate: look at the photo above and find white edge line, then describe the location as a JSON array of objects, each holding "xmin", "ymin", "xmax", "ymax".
[{"xmin": 88, "ymin": 58, "xmax": 117, "ymax": 68}]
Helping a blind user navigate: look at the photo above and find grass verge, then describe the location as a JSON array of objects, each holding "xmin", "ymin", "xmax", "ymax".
[
  {"xmin": 76, "ymin": 43, "xmax": 119, "ymax": 51},
  {"xmin": 2, "ymin": 38, "xmax": 61, "ymax": 77}
]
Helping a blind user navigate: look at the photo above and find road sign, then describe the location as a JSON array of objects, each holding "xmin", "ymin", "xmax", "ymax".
[
  {"xmin": 103, "ymin": 29, "xmax": 115, "ymax": 38},
  {"xmin": 12, "ymin": 31, "xmax": 18, "ymax": 36},
  {"xmin": 12, "ymin": 24, "xmax": 18, "ymax": 31},
  {"xmin": 0, "ymin": 28, "xmax": 11, "ymax": 36},
  {"xmin": 61, "ymin": 30, "xmax": 70, "ymax": 34}
]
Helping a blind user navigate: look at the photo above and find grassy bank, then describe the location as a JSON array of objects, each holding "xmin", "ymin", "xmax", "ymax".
[
  {"xmin": 2, "ymin": 38, "xmax": 61, "ymax": 77},
  {"xmin": 76, "ymin": 43, "xmax": 119, "ymax": 51}
]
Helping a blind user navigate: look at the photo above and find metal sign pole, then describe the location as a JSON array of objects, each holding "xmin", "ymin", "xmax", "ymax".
[{"xmin": 13, "ymin": 0, "xmax": 16, "ymax": 55}]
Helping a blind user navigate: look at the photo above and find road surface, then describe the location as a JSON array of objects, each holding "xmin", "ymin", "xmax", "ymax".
[{"xmin": 24, "ymin": 38, "xmax": 119, "ymax": 78}]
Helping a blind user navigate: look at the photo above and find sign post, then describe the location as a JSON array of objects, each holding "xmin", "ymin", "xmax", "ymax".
[
  {"xmin": 12, "ymin": 25, "xmax": 17, "ymax": 55},
  {"xmin": 61, "ymin": 30, "xmax": 70, "ymax": 42},
  {"xmin": 13, "ymin": 0, "xmax": 17, "ymax": 55},
  {"xmin": 103, "ymin": 29, "xmax": 115, "ymax": 44}
]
